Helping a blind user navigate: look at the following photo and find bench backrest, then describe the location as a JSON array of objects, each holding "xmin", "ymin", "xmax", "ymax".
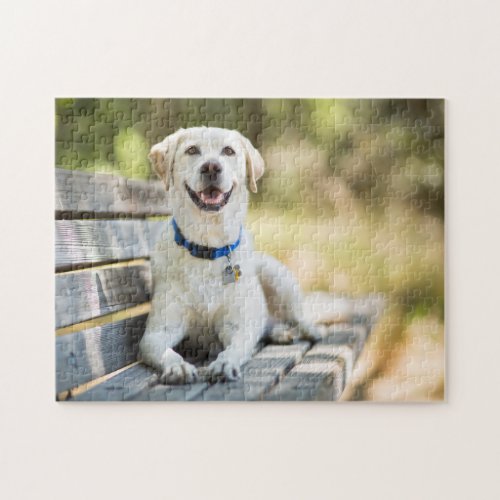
[{"xmin": 55, "ymin": 168, "xmax": 169, "ymax": 400}]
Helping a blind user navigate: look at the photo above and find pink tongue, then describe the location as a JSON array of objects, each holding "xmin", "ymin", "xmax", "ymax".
[{"xmin": 200, "ymin": 190, "xmax": 224, "ymax": 204}]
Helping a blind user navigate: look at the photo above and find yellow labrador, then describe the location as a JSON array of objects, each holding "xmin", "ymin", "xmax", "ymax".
[{"xmin": 139, "ymin": 127, "xmax": 319, "ymax": 384}]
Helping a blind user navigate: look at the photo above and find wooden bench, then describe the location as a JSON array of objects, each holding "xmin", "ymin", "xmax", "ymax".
[{"xmin": 55, "ymin": 168, "xmax": 384, "ymax": 401}]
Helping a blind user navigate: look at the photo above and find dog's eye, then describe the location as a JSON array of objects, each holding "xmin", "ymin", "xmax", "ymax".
[
  {"xmin": 185, "ymin": 146, "xmax": 200, "ymax": 155},
  {"xmin": 222, "ymin": 146, "xmax": 235, "ymax": 156}
]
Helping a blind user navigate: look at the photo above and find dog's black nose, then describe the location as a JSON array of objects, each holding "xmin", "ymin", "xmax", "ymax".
[{"xmin": 200, "ymin": 162, "xmax": 222, "ymax": 182}]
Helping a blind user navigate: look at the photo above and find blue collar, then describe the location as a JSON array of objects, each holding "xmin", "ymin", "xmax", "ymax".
[{"xmin": 171, "ymin": 219, "xmax": 242, "ymax": 260}]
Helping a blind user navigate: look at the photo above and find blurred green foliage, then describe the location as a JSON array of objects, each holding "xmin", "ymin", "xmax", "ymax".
[
  {"xmin": 55, "ymin": 98, "xmax": 444, "ymax": 317},
  {"xmin": 55, "ymin": 98, "xmax": 444, "ymax": 216}
]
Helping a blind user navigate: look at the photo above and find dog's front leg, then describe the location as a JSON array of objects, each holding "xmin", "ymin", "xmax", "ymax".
[
  {"xmin": 208, "ymin": 304, "xmax": 266, "ymax": 382},
  {"xmin": 139, "ymin": 297, "xmax": 198, "ymax": 385}
]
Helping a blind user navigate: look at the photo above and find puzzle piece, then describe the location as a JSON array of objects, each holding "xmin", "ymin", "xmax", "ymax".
[{"xmin": 55, "ymin": 98, "xmax": 445, "ymax": 402}]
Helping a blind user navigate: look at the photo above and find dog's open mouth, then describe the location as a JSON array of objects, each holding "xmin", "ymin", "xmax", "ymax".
[{"xmin": 185, "ymin": 183, "xmax": 233, "ymax": 212}]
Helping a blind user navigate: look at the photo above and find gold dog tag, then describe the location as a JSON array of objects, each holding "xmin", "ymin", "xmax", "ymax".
[{"xmin": 234, "ymin": 264, "xmax": 241, "ymax": 281}]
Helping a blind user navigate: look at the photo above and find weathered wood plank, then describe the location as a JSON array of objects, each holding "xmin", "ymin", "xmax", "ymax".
[
  {"xmin": 201, "ymin": 374, "xmax": 279, "ymax": 402},
  {"xmin": 55, "ymin": 168, "xmax": 171, "ymax": 217},
  {"xmin": 57, "ymin": 362, "xmax": 140, "ymax": 401},
  {"xmin": 264, "ymin": 325, "xmax": 371, "ymax": 401},
  {"xmin": 197, "ymin": 342, "xmax": 310, "ymax": 401},
  {"xmin": 288, "ymin": 306, "xmax": 384, "ymax": 401},
  {"xmin": 264, "ymin": 349, "xmax": 345, "ymax": 401},
  {"xmin": 56, "ymin": 314, "xmax": 147, "ymax": 393},
  {"xmin": 71, "ymin": 363, "xmax": 158, "ymax": 401},
  {"xmin": 318, "ymin": 324, "xmax": 368, "ymax": 363},
  {"xmin": 130, "ymin": 381, "xmax": 209, "ymax": 402},
  {"xmin": 55, "ymin": 219, "xmax": 166, "ymax": 270},
  {"xmin": 55, "ymin": 261, "xmax": 152, "ymax": 328}
]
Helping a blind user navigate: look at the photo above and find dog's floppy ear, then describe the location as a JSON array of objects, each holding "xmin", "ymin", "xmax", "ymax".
[
  {"xmin": 148, "ymin": 128, "xmax": 185, "ymax": 189},
  {"xmin": 239, "ymin": 134, "xmax": 265, "ymax": 193}
]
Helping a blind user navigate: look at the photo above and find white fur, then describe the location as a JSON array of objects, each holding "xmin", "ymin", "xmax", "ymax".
[{"xmin": 139, "ymin": 127, "xmax": 318, "ymax": 384}]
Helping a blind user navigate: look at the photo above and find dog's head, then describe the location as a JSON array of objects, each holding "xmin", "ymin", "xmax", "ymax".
[{"xmin": 149, "ymin": 127, "xmax": 264, "ymax": 214}]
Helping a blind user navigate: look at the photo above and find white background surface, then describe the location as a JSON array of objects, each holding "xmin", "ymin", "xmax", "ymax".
[{"xmin": 1, "ymin": 1, "xmax": 499, "ymax": 499}]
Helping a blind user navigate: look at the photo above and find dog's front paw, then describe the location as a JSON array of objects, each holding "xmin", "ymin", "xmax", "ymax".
[
  {"xmin": 207, "ymin": 358, "xmax": 241, "ymax": 382},
  {"xmin": 268, "ymin": 321, "xmax": 322, "ymax": 344},
  {"xmin": 297, "ymin": 321, "xmax": 322, "ymax": 343},
  {"xmin": 268, "ymin": 323, "xmax": 297, "ymax": 344},
  {"xmin": 160, "ymin": 361, "xmax": 199, "ymax": 385}
]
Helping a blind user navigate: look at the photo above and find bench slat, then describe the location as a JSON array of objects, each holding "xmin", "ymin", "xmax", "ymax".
[
  {"xmin": 71, "ymin": 363, "xmax": 158, "ymax": 401},
  {"xmin": 318, "ymin": 324, "xmax": 369, "ymax": 364},
  {"xmin": 56, "ymin": 314, "xmax": 147, "ymax": 393},
  {"xmin": 131, "ymin": 380, "xmax": 209, "ymax": 401},
  {"xmin": 264, "ymin": 326, "xmax": 368, "ymax": 401},
  {"xmin": 264, "ymin": 358, "xmax": 345, "ymax": 401},
  {"xmin": 195, "ymin": 342, "xmax": 310, "ymax": 401},
  {"xmin": 55, "ymin": 219, "xmax": 166, "ymax": 270},
  {"xmin": 55, "ymin": 168, "xmax": 171, "ymax": 218},
  {"xmin": 55, "ymin": 262, "xmax": 151, "ymax": 328}
]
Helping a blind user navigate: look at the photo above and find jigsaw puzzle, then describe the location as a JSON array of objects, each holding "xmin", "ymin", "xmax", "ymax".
[{"xmin": 55, "ymin": 98, "xmax": 445, "ymax": 402}]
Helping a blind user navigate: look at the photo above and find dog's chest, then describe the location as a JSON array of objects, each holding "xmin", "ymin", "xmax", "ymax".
[
  {"xmin": 164, "ymin": 246, "xmax": 248, "ymax": 306},
  {"xmin": 179, "ymin": 256, "xmax": 241, "ymax": 306},
  {"xmin": 152, "ymin": 229, "xmax": 256, "ymax": 318}
]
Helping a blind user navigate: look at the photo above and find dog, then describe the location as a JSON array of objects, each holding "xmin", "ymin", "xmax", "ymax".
[{"xmin": 139, "ymin": 127, "xmax": 319, "ymax": 384}]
